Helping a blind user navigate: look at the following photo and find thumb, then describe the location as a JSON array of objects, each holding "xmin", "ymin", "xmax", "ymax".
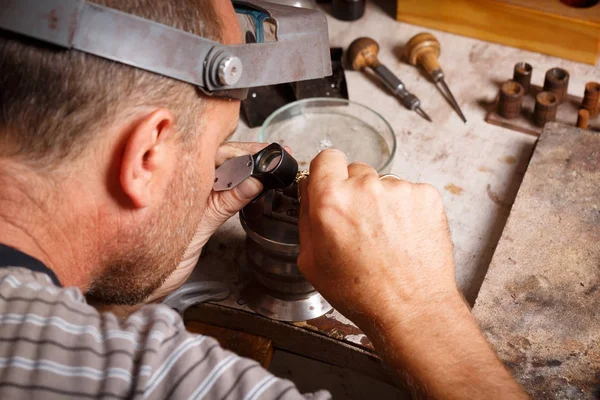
[
  {"xmin": 185, "ymin": 177, "xmax": 263, "ymax": 260},
  {"xmin": 233, "ymin": 177, "xmax": 264, "ymax": 203},
  {"xmin": 201, "ymin": 177, "xmax": 263, "ymax": 233}
]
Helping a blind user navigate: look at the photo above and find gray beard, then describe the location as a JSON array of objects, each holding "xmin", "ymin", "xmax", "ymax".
[{"xmin": 86, "ymin": 158, "xmax": 201, "ymax": 306}]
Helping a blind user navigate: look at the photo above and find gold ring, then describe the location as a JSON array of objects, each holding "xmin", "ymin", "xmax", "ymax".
[
  {"xmin": 295, "ymin": 170, "xmax": 310, "ymax": 201},
  {"xmin": 379, "ymin": 174, "xmax": 402, "ymax": 181}
]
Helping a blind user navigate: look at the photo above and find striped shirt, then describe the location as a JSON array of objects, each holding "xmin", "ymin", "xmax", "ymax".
[{"xmin": 0, "ymin": 262, "xmax": 330, "ymax": 399}]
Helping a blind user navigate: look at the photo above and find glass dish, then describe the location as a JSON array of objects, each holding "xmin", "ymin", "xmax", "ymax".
[{"xmin": 259, "ymin": 98, "xmax": 396, "ymax": 173}]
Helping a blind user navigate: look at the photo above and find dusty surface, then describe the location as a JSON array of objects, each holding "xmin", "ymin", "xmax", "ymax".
[
  {"xmin": 473, "ymin": 123, "xmax": 600, "ymax": 399},
  {"xmin": 188, "ymin": 2, "xmax": 600, "ymax": 358}
]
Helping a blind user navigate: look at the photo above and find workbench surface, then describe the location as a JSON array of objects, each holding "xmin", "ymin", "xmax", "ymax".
[
  {"xmin": 473, "ymin": 123, "xmax": 600, "ymax": 399},
  {"xmin": 186, "ymin": 0, "xmax": 600, "ymax": 379}
]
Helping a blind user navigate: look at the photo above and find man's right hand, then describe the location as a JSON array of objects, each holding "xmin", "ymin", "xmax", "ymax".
[
  {"xmin": 297, "ymin": 149, "xmax": 459, "ymax": 330},
  {"xmin": 297, "ymin": 149, "xmax": 529, "ymax": 399}
]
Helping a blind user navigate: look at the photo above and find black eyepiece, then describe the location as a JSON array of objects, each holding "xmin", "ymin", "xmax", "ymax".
[{"xmin": 252, "ymin": 143, "xmax": 298, "ymax": 192}]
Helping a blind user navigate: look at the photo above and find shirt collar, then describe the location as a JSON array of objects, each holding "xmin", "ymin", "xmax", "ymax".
[{"xmin": 0, "ymin": 243, "xmax": 62, "ymax": 287}]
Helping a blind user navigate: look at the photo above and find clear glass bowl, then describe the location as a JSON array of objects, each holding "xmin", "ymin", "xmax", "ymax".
[{"xmin": 259, "ymin": 98, "xmax": 396, "ymax": 173}]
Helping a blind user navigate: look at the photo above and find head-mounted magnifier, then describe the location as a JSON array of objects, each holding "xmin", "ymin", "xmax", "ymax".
[{"xmin": 0, "ymin": 0, "xmax": 332, "ymax": 100}]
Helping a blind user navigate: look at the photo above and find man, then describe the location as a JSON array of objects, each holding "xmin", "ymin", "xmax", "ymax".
[{"xmin": 0, "ymin": 0, "xmax": 529, "ymax": 399}]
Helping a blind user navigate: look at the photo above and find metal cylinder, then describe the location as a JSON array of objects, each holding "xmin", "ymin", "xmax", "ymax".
[
  {"xmin": 245, "ymin": 239, "xmax": 314, "ymax": 296},
  {"xmin": 513, "ymin": 62, "xmax": 533, "ymax": 93},
  {"xmin": 581, "ymin": 81, "xmax": 600, "ymax": 117},
  {"xmin": 533, "ymin": 91, "xmax": 559, "ymax": 127},
  {"xmin": 239, "ymin": 191, "xmax": 332, "ymax": 322},
  {"xmin": 498, "ymin": 80, "xmax": 524, "ymax": 119},
  {"xmin": 332, "ymin": 0, "xmax": 366, "ymax": 21},
  {"xmin": 577, "ymin": 109, "xmax": 590, "ymax": 130},
  {"xmin": 543, "ymin": 68, "xmax": 570, "ymax": 104}
]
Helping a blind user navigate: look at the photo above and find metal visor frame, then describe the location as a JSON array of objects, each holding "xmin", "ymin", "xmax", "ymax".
[{"xmin": 0, "ymin": 0, "xmax": 331, "ymax": 100}]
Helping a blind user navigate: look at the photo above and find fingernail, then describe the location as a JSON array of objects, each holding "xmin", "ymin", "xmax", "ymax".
[
  {"xmin": 236, "ymin": 178, "xmax": 263, "ymax": 200},
  {"xmin": 323, "ymin": 148, "xmax": 347, "ymax": 162}
]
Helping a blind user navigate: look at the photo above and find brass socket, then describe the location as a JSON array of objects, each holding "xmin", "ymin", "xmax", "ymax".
[
  {"xmin": 543, "ymin": 68, "xmax": 570, "ymax": 104},
  {"xmin": 513, "ymin": 62, "xmax": 533, "ymax": 93},
  {"xmin": 581, "ymin": 82, "xmax": 600, "ymax": 117},
  {"xmin": 498, "ymin": 80, "xmax": 524, "ymax": 119},
  {"xmin": 576, "ymin": 109, "xmax": 590, "ymax": 130},
  {"xmin": 533, "ymin": 91, "xmax": 558, "ymax": 127}
]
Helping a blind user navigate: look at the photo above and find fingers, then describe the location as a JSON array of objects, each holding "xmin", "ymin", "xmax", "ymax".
[
  {"xmin": 309, "ymin": 149, "xmax": 348, "ymax": 189},
  {"xmin": 297, "ymin": 177, "xmax": 312, "ymax": 268},
  {"xmin": 347, "ymin": 162, "xmax": 378, "ymax": 180},
  {"xmin": 215, "ymin": 142, "xmax": 267, "ymax": 166},
  {"xmin": 298, "ymin": 177, "xmax": 310, "ymax": 225}
]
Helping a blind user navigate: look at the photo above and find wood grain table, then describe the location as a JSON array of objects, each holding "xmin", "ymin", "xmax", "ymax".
[{"xmin": 184, "ymin": 1, "xmax": 600, "ymax": 386}]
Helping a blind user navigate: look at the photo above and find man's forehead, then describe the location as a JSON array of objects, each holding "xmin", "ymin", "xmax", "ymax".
[{"xmin": 201, "ymin": 98, "xmax": 241, "ymax": 144}]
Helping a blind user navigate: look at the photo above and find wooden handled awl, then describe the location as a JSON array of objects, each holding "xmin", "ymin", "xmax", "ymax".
[
  {"xmin": 405, "ymin": 33, "xmax": 467, "ymax": 123},
  {"xmin": 348, "ymin": 37, "xmax": 432, "ymax": 122}
]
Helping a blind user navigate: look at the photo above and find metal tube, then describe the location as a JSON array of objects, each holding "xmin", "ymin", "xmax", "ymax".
[
  {"xmin": 576, "ymin": 109, "xmax": 590, "ymax": 130},
  {"xmin": 533, "ymin": 91, "xmax": 558, "ymax": 127},
  {"xmin": 498, "ymin": 80, "xmax": 524, "ymax": 119},
  {"xmin": 513, "ymin": 62, "xmax": 533, "ymax": 93},
  {"xmin": 582, "ymin": 82, "xmax": 600, "ymax": 117},
  {"xmin": 543, "ymin": 68, "xmax": 570, "ymax": 104},
  {"xmin": 373, "ymin": 64, "xmax": 422, "ymax": 112}
]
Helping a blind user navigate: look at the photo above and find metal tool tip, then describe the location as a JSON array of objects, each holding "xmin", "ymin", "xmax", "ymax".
[
  {"xmin": 438, "ymin": 79, "xmax": 467, "ymax": 123},
  {"xmin": 415, "ymin": 107, "xmax": 432, "ymax": 123}
]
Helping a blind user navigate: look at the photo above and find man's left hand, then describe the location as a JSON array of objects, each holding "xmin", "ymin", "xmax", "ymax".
[{"xmin": 146, "ymin": 142, "xmax": 266, "ymax": 303}]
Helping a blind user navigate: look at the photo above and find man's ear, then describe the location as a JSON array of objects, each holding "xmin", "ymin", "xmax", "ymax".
[{"xmin": 120, "ymin": 109, "xmax": 177, "ymax": 208}]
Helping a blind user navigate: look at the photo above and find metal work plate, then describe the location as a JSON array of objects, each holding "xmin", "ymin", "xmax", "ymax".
[
  {"xmin": 485, "ymin": 84, "xmax": 600, "ymax": 136},
  {"xmin": 241, "ymin": 285, "xmax": 333, "ymax": 322},
  {"xmin": 473, "ymin": 123, "xmax": 600, "ymax": 398}
]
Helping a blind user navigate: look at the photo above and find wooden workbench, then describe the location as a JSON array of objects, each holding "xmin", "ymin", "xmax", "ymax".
[{"xmin": 185, "ymin": 1, "xmax": 600, "ymax": 387}]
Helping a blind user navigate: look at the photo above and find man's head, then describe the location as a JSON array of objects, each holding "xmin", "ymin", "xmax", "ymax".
[{"xmin": 0, "ymin": 0, "xmax": 242, "ymax": 304}]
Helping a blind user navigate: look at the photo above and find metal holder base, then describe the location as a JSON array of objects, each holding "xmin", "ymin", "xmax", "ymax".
[
  {"xmin": 485, "ymin": 84, "xmax": 600, "ymax": 136},
  {"xmin": 241, "ymin": 285, "xmax": 333, "ymax": 322}
]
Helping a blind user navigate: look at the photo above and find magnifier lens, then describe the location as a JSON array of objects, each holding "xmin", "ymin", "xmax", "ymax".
[{"xmin": 258, "ymin": 150, "xmax": 282, "ymax": 173}]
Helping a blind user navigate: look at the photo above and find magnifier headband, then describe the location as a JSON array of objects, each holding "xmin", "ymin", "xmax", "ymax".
[{"xmin": 0, "ymin": 0, "xmax": 332, "ymax": 100}]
